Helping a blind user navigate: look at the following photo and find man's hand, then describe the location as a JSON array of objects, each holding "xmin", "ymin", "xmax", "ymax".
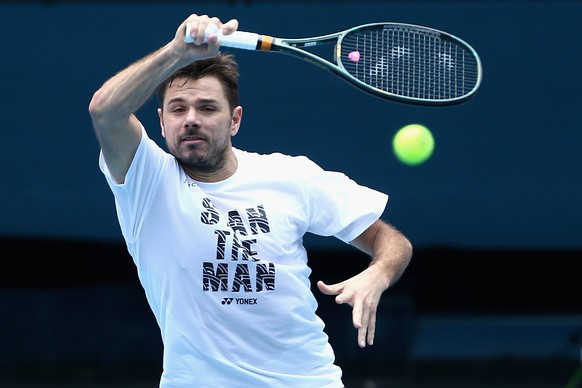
[
  {"xmin": 179, "ymin": 14, "xmax": 239, "ymax": 59},
  {"xmin": 317, "ymin": 266, "xmax": 387, "ymax": 348}
]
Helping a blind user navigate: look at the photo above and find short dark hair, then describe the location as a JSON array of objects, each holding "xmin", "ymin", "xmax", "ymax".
[{"xmin": 157, "ymin": 53, "xmax": 240, "ymax": 110}]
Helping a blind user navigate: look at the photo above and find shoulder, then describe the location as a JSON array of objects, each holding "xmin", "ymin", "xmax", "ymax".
[{"xmin": 234, "ymin": 148, "xmax": 322, "ymax": 173}]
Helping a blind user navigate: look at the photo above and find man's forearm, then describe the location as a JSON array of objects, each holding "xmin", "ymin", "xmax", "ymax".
[
  {"xmin": 91, "ymin": 43, "xmax": 188, "ymax": 123},
  {"xmin": 352, "ymin": 220, "xmax": 412, "ymax": 288},
  {"xmin": 370, "ymin": 225, "xmax": 412, "ymax": 288}
]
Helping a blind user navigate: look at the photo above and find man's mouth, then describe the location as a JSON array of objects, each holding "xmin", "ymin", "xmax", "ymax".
[{"xmin": 181, "ymin": 135, "xmax": 205, "ymax": 144}]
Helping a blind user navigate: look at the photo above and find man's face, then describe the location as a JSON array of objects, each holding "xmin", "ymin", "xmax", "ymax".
[{"xmin": 158, "ymin": 75, "xmax": 241, "ymax": 175}]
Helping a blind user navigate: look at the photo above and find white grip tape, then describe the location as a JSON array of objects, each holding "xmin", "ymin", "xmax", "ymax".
[{"xmin": 184, "ymin": 24, "xmax": 259, "ymax": 51}]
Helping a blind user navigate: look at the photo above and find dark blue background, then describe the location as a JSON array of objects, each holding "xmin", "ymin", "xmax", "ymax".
[
  {"xmin": 1, "ymin": 1, "xmax": 581, "ymax": 250},
  {"xmin": 1, "ymin": 2, "xmax": 581, "ymax": 385}
]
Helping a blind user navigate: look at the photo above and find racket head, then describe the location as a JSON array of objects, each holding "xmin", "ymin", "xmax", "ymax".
[{"xmin": 336, "ymin": 22, "xmax": 483, "ymax": 105}]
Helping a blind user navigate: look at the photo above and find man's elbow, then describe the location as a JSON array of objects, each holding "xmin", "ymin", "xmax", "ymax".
[{"xmin": 88, "ymin": 89, "xmax": 107, "ymax": 121}]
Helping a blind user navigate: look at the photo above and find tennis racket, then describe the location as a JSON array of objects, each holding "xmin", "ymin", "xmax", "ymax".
[{"xmin": 185, "ymin": 22, "xmax": 482, "ymax": 106}]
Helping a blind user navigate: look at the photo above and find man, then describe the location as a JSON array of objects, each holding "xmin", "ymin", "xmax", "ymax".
[{"xmin": 89, "ymin": 13, "xmax": 412, "ymax": 387}]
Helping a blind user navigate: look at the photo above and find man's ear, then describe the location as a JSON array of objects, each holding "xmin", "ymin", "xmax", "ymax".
[
  {"xmin": 158, "ymin": 107, "xmax": 166, "ymax": 138},
  {"xmin": 230, "ymin": 106, "xmax": 243, "ymax": 136}
]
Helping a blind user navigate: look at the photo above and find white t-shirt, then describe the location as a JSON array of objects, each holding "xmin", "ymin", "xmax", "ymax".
[{"xmin": 99, "ymin": 129, "xmax": 388, "ymax": 387}]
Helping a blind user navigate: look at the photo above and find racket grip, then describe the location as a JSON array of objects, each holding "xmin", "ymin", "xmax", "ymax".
[{"xmin": 185, "ymin": 24, "xmax": 259, "ymax": 51}]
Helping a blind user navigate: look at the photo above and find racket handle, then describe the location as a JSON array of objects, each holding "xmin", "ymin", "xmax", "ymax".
[{"xmin": 185, "ymin": 24, "xmax": 259, "ymax": 51}]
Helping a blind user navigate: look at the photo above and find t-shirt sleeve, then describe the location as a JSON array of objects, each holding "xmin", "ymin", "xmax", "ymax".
[
  {"xmin": 302, "ymin": 161, "xmax": 388, "ymax": 243},
  {"xmin": 98, "ymin": 127, "xmax": 169, "ymax": 244}
]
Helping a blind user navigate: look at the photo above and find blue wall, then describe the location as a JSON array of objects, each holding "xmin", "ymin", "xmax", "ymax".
[
  {"xmin": 1, "ymin": 1, "xmax": 581, "ymax": 250},
  {"xmin": 0, "ymin": 4, "xmax": 580, "ymax": 383}
]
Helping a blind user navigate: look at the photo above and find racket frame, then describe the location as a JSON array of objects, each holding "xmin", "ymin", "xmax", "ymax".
[{"xmin": 186, "ymin": 22, "xmax": 483, "ymax": 106}]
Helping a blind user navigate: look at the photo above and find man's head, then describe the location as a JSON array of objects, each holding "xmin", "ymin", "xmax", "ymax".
[{"xmin": 157, "ymin": 53, "xmax": 242, "ymax": 182}]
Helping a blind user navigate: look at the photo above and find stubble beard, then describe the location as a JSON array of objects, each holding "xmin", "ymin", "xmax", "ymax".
[{"xmin": 174, "ymin": 140, "xmax": 229, "ymax": 175}]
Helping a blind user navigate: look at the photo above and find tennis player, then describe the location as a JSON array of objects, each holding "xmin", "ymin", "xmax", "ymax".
[{"xmin": 88, "ymin": 13, "xmax": 412, "ymax": 387}]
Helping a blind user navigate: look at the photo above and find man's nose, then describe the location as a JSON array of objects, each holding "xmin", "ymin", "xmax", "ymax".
[{"xmin": 185, "ymin": 109, "xmax": 201, "ymax": 127}]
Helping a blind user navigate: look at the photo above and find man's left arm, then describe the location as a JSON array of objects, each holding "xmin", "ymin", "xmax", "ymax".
[{"xmin": 317, "ymin": 219, "xmax": 413, "ymax": 348}]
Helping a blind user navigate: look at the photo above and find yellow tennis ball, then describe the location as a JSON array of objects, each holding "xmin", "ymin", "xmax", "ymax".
[{"xmin": 393, "ymin": 124, "xmax": 435, "ymax": 166}]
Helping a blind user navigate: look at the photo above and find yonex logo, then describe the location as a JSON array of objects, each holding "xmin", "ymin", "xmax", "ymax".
[{"xmin": 221, "ymin": 297, "xmax": 258, "ymax": 306}]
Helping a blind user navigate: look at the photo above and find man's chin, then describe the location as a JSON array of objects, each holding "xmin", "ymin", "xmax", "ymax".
[{"xmin": 176, "ymin": 146, "xmax": 206, "ymax": 159}]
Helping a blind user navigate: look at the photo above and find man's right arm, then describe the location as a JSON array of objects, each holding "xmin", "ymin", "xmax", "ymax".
[{"xmin": 88, "ymin": 14, "xmax": 238, "ymax": 184}]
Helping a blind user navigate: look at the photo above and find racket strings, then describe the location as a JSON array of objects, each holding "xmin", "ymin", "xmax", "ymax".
[{"xmin": 341, "ymin": 27, "xmax": 480, "ymax": 102}]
